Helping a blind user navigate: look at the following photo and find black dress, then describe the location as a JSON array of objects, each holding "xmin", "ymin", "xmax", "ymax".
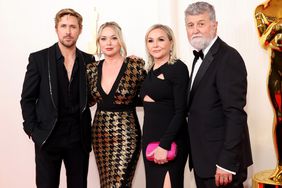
[
  {"xmin": 86, "ymin": 57, "xmax": 146, "ymax": 188},
  {"xmin": 140, "ymin": 59, "xmax": 189, "ymax": 188}
]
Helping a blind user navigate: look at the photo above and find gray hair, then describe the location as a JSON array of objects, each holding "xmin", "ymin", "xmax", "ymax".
[{"xmin": 184, "ymin": 1, "xmax": 216, "ymax": 21}]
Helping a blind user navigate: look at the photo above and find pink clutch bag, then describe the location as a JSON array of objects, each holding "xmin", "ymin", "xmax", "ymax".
[{"xmin": 146, "ymin": 141, "xmax": 177, "ymax": 161}]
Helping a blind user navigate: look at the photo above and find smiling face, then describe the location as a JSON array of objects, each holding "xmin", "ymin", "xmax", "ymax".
[
  {"xmin": 146, "ymin": 28, "xmax": 172, "ymax": 63},
  {"xmin": 56, "ymin": 15, "xmax": 81, "ymax": 48},
  {"xmin": 185, "ymin": 12, "xmax": 217, "ymax": 50},
  {"xmin": 98, "ymin": 26, "xmax": 121, "ymax": 57}
]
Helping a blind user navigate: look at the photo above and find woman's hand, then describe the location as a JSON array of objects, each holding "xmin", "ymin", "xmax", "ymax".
[{"xmin": 149, "ymin": 146, "xmax": 168, "ymax": 165}]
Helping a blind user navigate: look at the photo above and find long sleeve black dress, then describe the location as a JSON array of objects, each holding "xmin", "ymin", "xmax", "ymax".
[{"xmin": 140, "ymin": 59, "xmax": 189, "ymax": 188}]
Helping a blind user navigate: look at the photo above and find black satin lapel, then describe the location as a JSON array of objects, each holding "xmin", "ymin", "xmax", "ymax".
[
  {"xmin": 48, "ymin": 45, "xmax": 58, "ymax": 110},
  {"xmin": 77, "ymin": 50, "xmax": 87, "ymax": 112},
  {"xmin": 191, "ymin": 54, "xmax": 214, "ymax": 92}
]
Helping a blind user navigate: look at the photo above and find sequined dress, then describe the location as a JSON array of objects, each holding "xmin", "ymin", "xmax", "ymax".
[{"xmin": 87, "ymin": 57, "xmax": 146, "ymax": 188}]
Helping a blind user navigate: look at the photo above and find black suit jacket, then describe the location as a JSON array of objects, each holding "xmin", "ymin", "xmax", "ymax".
[
  {"xmin": 187, "ymin": 37, "xmax": 253, "ymax": 178},
  {"xmin": 20, "ymin": 43, "xmax": 94, "ymax": 153}
]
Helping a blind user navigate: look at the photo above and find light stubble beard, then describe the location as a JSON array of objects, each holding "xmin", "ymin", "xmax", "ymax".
[{"xmin": 59, "ymin": 36, "xmax": 77, "ymax": 49}]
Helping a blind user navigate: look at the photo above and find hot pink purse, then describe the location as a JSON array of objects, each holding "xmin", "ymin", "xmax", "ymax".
[{"xmin": 145, "ymin": 142, "xmax": 177, "ymax": 161}]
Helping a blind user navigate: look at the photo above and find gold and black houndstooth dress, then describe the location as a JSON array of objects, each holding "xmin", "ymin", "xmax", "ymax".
[{"xmin": 87, "ymin": 57, "xmax": 146, "ymax": 188}]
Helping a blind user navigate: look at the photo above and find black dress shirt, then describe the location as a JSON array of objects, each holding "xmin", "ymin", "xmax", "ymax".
[{"xmin": 45, "ymin": 44, "xmax": 81, "ymax": 147}]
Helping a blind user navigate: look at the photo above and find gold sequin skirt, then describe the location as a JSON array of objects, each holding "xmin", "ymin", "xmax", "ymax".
[{"xmin": 92, "ymin": 110, "xmax": 141, "ymax": 188}]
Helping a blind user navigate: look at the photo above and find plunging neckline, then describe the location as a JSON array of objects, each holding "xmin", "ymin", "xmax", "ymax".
[{"xmin": 98, "ymin": 58, "xmax": 128, "ymax": 97}]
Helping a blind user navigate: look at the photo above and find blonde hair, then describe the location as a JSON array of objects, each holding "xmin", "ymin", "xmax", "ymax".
[
  {"xmin": 145, "ymin": 24, "xmax": 177, "ymax": 71},
  {"xmin": 96, "ymin": 21, "xmax": 127, "ymax": 59},
  {"xmin": 55, "ymin": 8, "xmax": 83, "ymax": 29}
]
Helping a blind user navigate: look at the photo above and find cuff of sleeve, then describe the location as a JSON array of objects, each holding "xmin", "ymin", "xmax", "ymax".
[
  {"xmin": 216, "ymin": 165, "xmax": 236, "ymax": 175},
  {"xmin": 159, "ymin": 141, "xmax": 171, "ymax": 151}
]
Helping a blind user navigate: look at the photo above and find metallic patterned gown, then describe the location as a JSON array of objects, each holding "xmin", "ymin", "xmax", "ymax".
[{"xmin": 87, "ymin": 57, "xmax": 146, "ymax": 188}]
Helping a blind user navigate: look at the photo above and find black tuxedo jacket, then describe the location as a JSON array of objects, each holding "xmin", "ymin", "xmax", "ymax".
[
  {"xmin": 20, "ymin": 43, "xmax": 94, "ymax": 153},
  {"xmin": 187, "ymin": 37, "xmax": 253, "ymax": 178}
]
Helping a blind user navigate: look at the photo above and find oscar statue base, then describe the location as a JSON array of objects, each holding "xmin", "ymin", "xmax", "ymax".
[{"xmin": 253, "ymin": 170, "xmax": 282, "ymax": 188}]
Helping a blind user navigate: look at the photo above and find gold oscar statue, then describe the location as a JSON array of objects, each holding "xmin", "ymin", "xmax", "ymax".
[{"xmin": 253, "ymin": 0, "xmax": 282, "ymax": 187}]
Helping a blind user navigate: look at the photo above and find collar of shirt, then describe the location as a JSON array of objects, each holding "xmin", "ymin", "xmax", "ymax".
[
  {"xmin": 190, "ymin": 36, "xmax": 218, "ymax": 88},
  {"xmin": 202, "ymin": 35, "xmax": 218, "ymax": 57},
  {"xmin": 55, "ymin": 43, "xmax": 79, "ymax": 63}
]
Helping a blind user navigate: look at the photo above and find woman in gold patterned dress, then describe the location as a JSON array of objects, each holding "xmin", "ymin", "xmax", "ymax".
[{"xmin": 86, "ymin": 21, "xmax": 146, "ymax": 187}]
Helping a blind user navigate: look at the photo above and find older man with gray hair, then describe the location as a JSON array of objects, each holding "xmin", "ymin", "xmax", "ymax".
[{"xmin": 185, "ymin": 2, "xmax": 253, "ymax": 187}]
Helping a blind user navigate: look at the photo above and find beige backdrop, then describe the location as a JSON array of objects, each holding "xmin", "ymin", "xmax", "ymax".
[{"xmin": 0, "ymin": 0, "xmax": 274, "ymax": 187}]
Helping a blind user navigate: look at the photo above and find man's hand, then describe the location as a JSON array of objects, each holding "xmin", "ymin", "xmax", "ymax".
[{"xmin": 215, "ymin": 167, "xmax": 233, "ymax": 187}]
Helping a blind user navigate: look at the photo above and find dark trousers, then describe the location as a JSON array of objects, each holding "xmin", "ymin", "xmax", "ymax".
[
  {"xmin": 35, "ymin": 142, "xmax": 89, "ymax": 188},
  {"xmin": 194, "ymin": 169, "xmax": 247, "ymax": 188}
]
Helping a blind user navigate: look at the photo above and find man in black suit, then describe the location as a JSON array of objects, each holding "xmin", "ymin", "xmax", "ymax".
[
  {"xmin": 20, "ymin": 8, "xmax": 94, "ymax": 188},
  {"xmin": 185, "ymin": 2, "xmax": 253, "ymax": 188}
]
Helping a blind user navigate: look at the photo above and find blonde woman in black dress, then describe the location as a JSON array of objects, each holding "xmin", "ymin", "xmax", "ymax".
[
  {"xmin": 87, "ymin": 22, "xmax": 146, "ymax": 187},
  {"xmin": 140, "ymin": 24, "xmax": 189, "ymax": 188}
]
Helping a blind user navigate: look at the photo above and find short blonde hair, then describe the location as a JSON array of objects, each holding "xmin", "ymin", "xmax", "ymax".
[
  {"xmin": 55, "ymin": 8, "xmax": 83, "ymax": 29},
  {"xmin": 96, "ymin": 21, "xmax": 127, "ymax": 59},
  {"xmin": 145, "ymin": 24, "xmax": 177, "ymax": 71}
]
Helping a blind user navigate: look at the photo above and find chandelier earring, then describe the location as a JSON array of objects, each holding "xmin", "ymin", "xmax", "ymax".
[{"xmin": 120, "ymin": 48, "xmax": 124, "ymax": 56}]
